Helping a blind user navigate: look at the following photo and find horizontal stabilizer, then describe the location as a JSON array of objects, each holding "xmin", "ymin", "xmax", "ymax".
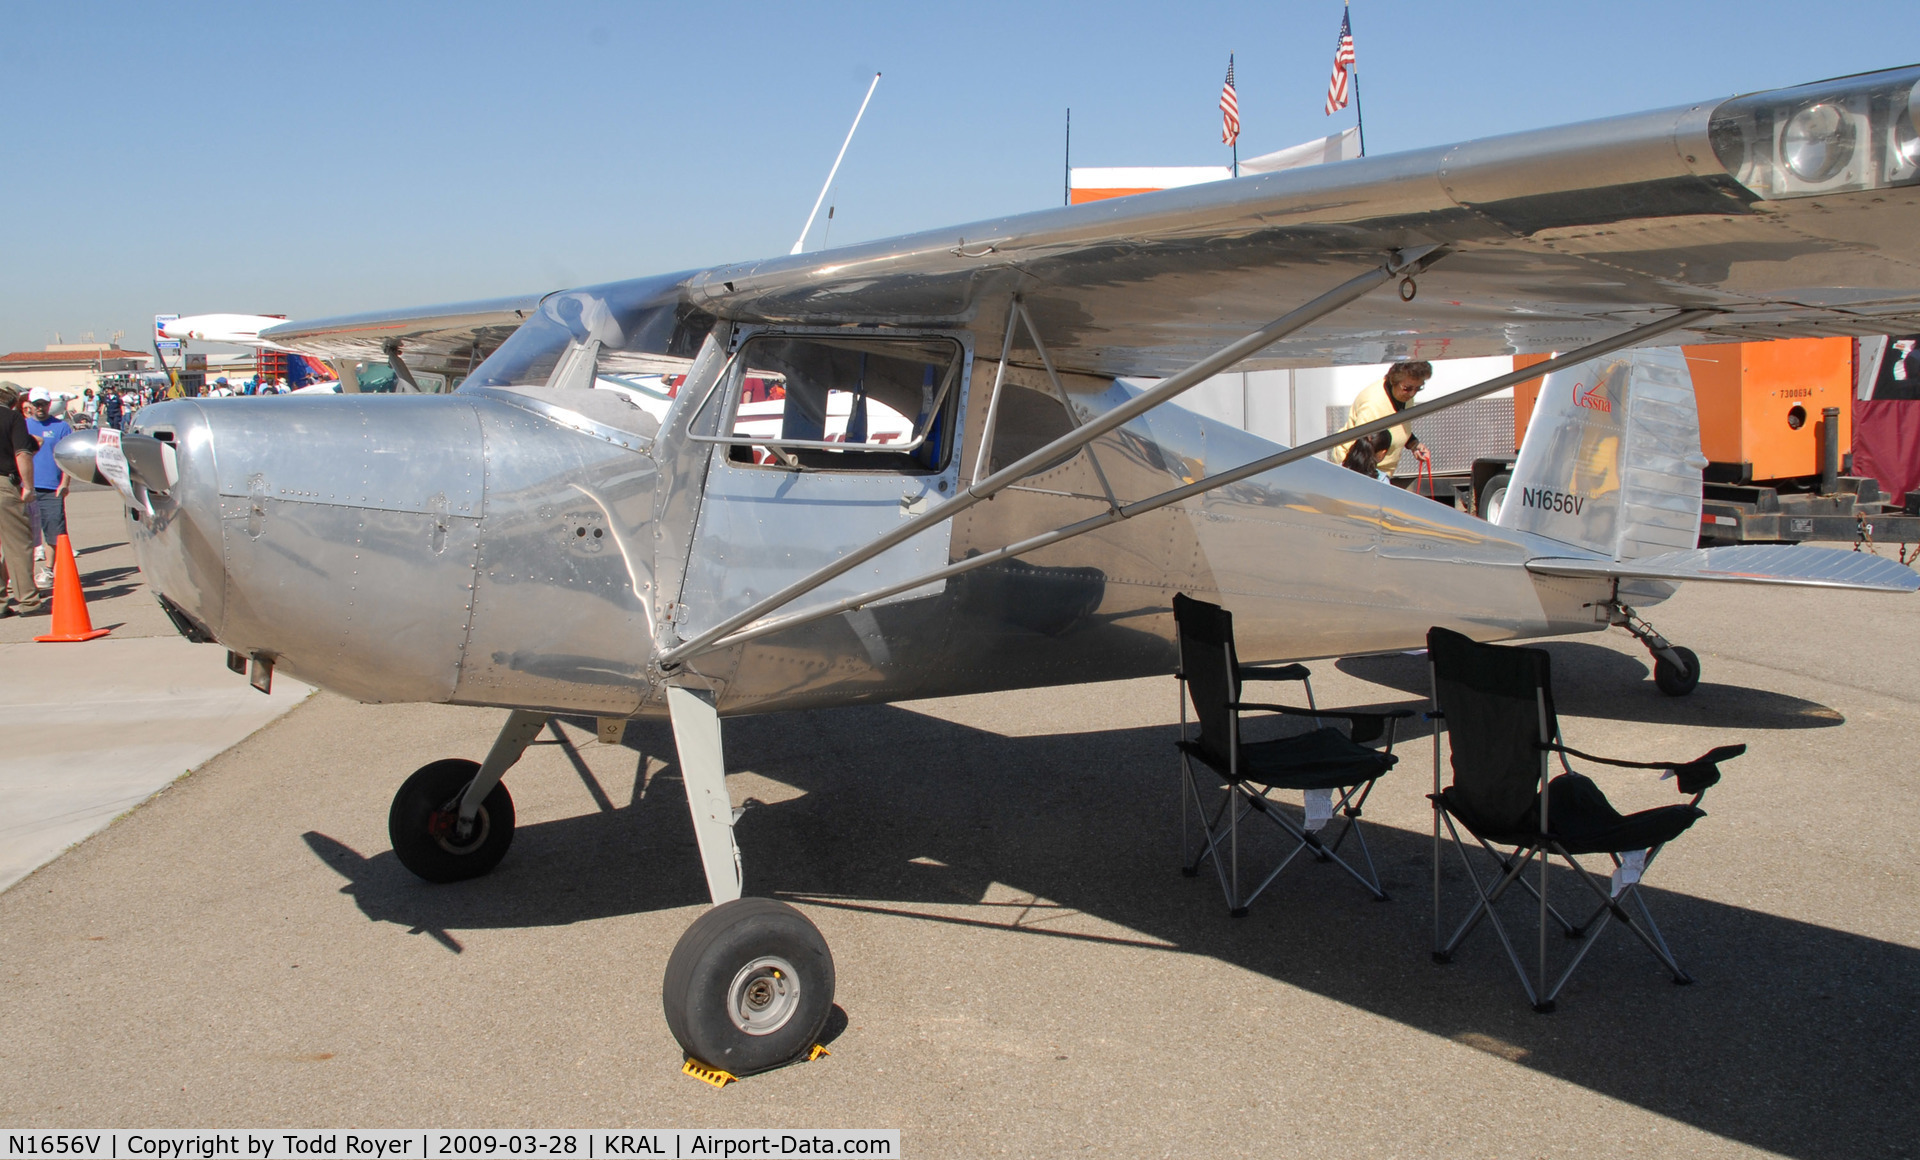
[{"xmin": 1526, "ymin": 545, "xmax": 1920, "ymax": 593}]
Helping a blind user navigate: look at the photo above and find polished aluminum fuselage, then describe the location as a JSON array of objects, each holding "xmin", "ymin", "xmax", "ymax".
[{"xmin": 125, "ymin": 358, "xmax": 1608, "ymax": 720}]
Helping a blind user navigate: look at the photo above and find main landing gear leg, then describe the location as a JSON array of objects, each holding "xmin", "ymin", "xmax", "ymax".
[
  {"xmin": 661, "ymin": 686, "xmax": 835, "ymax": 1076},
  {"xmin": 1602, "ymin": 595, "xmax": 1700, "ymax": 697},
  {"xmin": 389, "ymin": 709, "xmax": 547, "ymax": 882}
]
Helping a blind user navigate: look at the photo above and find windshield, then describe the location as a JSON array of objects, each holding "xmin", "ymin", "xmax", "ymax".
[{"xmin": 463, "ymin": 273, "xmax": 714, "ymax": 406}]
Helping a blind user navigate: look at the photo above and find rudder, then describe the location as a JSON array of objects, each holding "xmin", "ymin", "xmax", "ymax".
[{"xmin": 1496, "ymin": 347, "xmax": 1706, "ymax": 560}]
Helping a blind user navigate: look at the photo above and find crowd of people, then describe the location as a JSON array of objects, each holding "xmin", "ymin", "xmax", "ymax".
[
  {"xmin": 0, "ymin": 383, "xmax": 78, "ymax": 616},
  {"xmin": 0, "ymin": 372, "xmax": 312, "ymax": 615},
  {"xmin": 74, "ymin": 379, "xmax": 163, "ymax": 433},
  {"xmin": 61, "ymin": 375, "xmax": 303, "ymax": 436}
]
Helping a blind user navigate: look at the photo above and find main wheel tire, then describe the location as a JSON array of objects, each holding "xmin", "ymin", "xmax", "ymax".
[
  {"xmin": 1479, "ymin": 472, "xmax": 1512, "ymax": 522},
  {"xmin": 1654, "ymin": 646, "xmax": 1701, "ymax": 697},
  {"xmin": 388, "ymin": 758, "xmax": 515, "ymax": 883},
  {"xmin": 663, "ymin": 898, "xmax": 836, "ymax": 1076}
]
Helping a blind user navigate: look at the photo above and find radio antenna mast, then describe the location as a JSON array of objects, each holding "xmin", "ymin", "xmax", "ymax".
[{"xmin": 792, "ymin": 72, "xmax": 881, "ymax": 255}]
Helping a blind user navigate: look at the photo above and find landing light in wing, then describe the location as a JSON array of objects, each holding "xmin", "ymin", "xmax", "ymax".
[{"xmin": 1711, "ymin": 67, "xmax": 1920, "ymax": 199}]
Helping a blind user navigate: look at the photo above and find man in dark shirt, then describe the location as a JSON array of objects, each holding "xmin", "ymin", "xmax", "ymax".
[{"xmin": 0, "ymin": 384, "xmax": 43, "ymax": 614}]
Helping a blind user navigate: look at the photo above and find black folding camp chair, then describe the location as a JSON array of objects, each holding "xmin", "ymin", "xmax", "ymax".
[
  {"xmin": 1173, "ymin": 594, "xmax": 1411, "ymax": 915},
  {"xmin": 1425, "ymin": 625, "xmax": 1743, "ymax": 1011}
]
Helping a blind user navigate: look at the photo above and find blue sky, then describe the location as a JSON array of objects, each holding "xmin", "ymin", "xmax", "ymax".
[{"xmin": 2, "ymin": 1, "xmax": 1914, "ymax": 356}]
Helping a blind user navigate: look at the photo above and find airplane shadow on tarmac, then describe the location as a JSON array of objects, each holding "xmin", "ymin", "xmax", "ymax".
[
  {"xmin": 303, "ymin": 669, "xmax": 1902, "ymax": 1160},
  {"xmin": 1338, "ymin": 640, "xmax": 1847, "ymax": 730}
]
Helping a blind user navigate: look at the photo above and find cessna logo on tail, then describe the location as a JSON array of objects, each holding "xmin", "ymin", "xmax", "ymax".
[
  {"xmin": 1573, "ymin": 380, "xmax": 1612, "ymax": 412},
  {"xmin": 1519, "ymin": 486, "xmax": 1586, "ymax": 515}
]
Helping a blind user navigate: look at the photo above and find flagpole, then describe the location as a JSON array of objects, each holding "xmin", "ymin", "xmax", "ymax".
[
  {"xmin": 1348, "ymin": 2, "xmax": 1366, "ymax": 155},
  {"xmin": 1063, "ymin": 107, "xmax": 1071, "ymax": 206},
  {"xmin": 1353, "ymin": 70, "xmax": 1366, "ymax": 156},
  {"xmin": 1229, "ymin": 52, "xmax": 1238, "ymax": 178}
]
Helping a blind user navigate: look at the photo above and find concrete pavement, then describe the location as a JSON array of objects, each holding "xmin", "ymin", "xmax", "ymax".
[{"xmin": 0, "ymin": 487, "xmax": 311, "ymax": 891}]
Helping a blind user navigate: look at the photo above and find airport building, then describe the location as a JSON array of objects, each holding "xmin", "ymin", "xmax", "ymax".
[{"xmin": 0, "ymin": 343, "xmax": 154, "ymax": 395}]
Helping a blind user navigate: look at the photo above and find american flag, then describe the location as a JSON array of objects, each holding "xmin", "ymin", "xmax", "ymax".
[
  {"xmin": 1219, "ymin": 55, "xmax": 1240, "ymax": 146},
  {"xmin": 1325, "ymin": 9, "xmax": 1356, "ymax": 116}
]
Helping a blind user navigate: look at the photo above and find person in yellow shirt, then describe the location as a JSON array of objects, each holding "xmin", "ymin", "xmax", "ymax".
[{"xmin": 1334, "ymin": 360, "xmax": 1434, "ymax": 482}]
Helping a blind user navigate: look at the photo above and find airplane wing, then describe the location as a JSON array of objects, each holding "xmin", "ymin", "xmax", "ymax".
[
  {"xmin": 264, "ymin": 66, "xmax": 1920, "ymax": 394},
  {"xmin": 258, "ymin": 294, "xmax": 545, "ymax": 378},
  {"xmin": 662, "ymin": 65, "xmax": 1920, "ymax": 379},
  {"xmin": 1526, "ymin": 545, "xmax": 1920, "ymax": 592}
]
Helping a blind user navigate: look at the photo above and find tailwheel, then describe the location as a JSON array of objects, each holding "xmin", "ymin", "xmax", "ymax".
[
  {"xmin": 663, "ymin": 898, "xmax": 835, "ymax": 1076},
  {"xmin": 1602, "ymin": 594, "xmax": 1700, "ymax": 698},
  {"xmin": 388, "ymin": 758, "xmax": 516, "ymax": 883},
  {"xmin": 1653, "ymin": 645, "xmax": 1701, "ymax": 697}
]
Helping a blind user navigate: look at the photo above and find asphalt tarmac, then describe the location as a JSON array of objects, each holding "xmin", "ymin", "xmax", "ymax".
[{"xmin": 1, "ymin": 499, "xmax": 1916, "ymax": 1158}]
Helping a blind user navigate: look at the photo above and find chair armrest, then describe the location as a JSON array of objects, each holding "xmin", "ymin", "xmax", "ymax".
[
  {"xmin": 1544, "ymin": 742, "xmax": 1744, "ymax": 796},
  {"xmin": 1237, "ymin": 662, "xmax": 1311, "ymax": 683},
  {"xmin": 1231, "ymin": 703, "xmax": 1415, "ymax": 744},
  {"xmin": 1231, "ymin": 702, "xmax": 1409, "ymax": 721}
]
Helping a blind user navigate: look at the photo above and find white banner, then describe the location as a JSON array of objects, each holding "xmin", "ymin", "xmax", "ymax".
[
  {"xmin": 0, "ymin": 1132, "xmax": 900, "ymax": 1160},
  {"xmin": 92, "ymin": 429, "xmax": 134, "ymax": 502}
]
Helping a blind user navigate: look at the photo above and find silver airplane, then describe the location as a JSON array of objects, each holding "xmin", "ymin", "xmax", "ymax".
[{"xmin": 58, "ymin": 64, "xmax": 1920, "ymax": 1076}]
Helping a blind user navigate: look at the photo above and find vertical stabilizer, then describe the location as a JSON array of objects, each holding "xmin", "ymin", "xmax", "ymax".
[{"xmin": 1497, "ymin": 347, "xmax": 1706, "ymax": 559}]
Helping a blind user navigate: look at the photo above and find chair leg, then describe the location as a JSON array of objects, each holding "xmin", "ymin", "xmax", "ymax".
[
  {"xmin": 1538, "ymin": 826, "xmax": 1551, "ymax": 1013},
  {"xmin": 1317, "ymin": 813, "xmax": 1387, "ymax": 900},
  {"xmin": 1247, "ymin": 790, "xmax": 1387, "ymax": 901},
  {"xmin": 1181, "ymin": 766, "xmax": 1242, "ymax": 915},
  {"xmin": 1181, "ymin": 770, "xmax": 1233, "ymax": 876},
  {"xmin": 1229, "ymin": 784, "xmax": 1243, "ymax": 916},
  {"xmin": 1431, "ymin": 790, "xmax": 1443, "ymax": 962},
  {"xmin": 1629, "ymin": 887, "xmax": 1693, "ymax": 984},
  {"xmin": 1472, "ymin": 833, "xmax": 1582, "ymax": 936},
  {"xmin": 1236, "ymin": 793, "xmax": 1322, "ymax": 907},
  {"xmin": 1440, "ymin": 820, "xmax": 1536, "ymax": 956},
  {"xmin": 1239, "ymin": 823, "xmax": 1315, "ymax": 910},
  {"xmin": 1342, "ymin": 813, "xmax": 1388, "ymax": 901},
  {"xmin": 1546, "ymin": 844, "xmax": 1693, "ymax": 994},
  {"xmin": 1435, "ymin": 811, "xmax": 1545, "ymax": 1008},
  {"xmin": 1326, "ymin": 782, "xmax": 1387, "ymax": 900}
]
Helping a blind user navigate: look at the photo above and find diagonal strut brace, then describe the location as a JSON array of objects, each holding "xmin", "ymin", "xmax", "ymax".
[{"xmin": 669, "ymin": 306, "xmax": 1717, "ymax": 661}]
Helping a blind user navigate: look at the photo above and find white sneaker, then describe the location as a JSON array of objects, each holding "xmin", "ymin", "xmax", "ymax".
[
  {"xmin": 33, "ymin": 568, "xmax": 52, "ymax": 590},
  {"xmin": 32, "ymin": 546, "xmax": 46, "ymax": 564}
]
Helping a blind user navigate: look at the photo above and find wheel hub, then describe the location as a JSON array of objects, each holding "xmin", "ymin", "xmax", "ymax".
[
  {"xmin": 427, "ymin": 805, "xmax": 489, "ymax": 855},
  {"xmin": 727, "ymin": 956, "xmax": 801, "ymax": 1036}
]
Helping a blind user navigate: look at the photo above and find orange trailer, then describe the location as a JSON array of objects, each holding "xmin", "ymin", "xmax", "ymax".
[
  {"xmin": 1686, "ymin": 337, "xmax": 1853, "ymax": 483},
  {"xmin": 1512, "ymin": 338, "xmax": 1852, "ymax": 484}
]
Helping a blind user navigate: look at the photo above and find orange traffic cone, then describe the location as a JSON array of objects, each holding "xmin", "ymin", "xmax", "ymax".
[{"xmin": 34, "ymin": 533, "xmax": 109, "ymax": 642}]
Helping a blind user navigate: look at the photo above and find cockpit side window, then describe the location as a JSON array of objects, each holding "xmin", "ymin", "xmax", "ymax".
[{"xmin": 717, "ymin": 334, "xmax": 963, "ymax": 474}]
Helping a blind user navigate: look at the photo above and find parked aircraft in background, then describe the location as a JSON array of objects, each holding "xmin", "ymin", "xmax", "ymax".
[
  {"xmin": 156, "ymin": 313, "xmax": 290, "ymax": 347},
  {"xmin": 60, "ymin": 64, "xmax": 1920, "ymax": 1077}
]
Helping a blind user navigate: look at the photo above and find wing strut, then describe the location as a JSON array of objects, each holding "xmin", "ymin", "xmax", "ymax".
[
  {"xmin": 665, "ymin": 305, "xmax": 1717, "ymax": 663},
  {"xmin": 972, "ymin": 296, "xmax": 1121, "ymax": 509},
  {"xmin": 655, "ymin": 246, "xmax": 1446, "ymax": 667}
]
